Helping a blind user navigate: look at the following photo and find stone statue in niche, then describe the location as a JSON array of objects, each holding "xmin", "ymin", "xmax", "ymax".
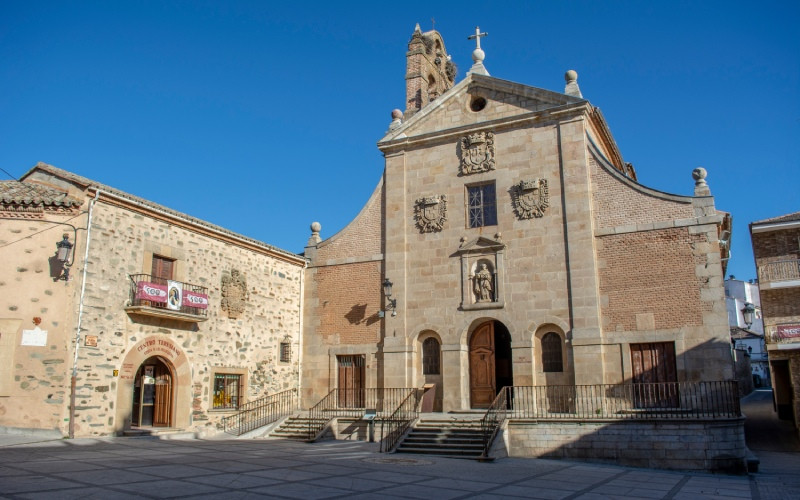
[
  {"xmin": 473, "ymin": 263, "xmax": 494, "ymax": 302},
  {"xmin": 460, "ymin": 131, "xmax": 495, "ymax": 175},
  {"xmin": 221, "ymin": 269, "xmax": 247, "ymax": 319},
  {"xmin": 511, "ymin": 178, "xmax": 549, "ymax": 219},
  {"xmin": 414, "ymin": 195, "xmax": 447, "ymax": 233}
]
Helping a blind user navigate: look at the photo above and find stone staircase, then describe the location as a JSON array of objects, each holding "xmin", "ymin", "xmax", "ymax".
[
  {"xmin": 269, "ymin": 415, "xmax": 328, "ymax": 440},
  {"xmin": 394, "ymin": 417, "xmax": 485, "ymax": 458}
]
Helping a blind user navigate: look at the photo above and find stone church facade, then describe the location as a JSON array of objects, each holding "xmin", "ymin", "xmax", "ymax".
[{"xmin": 301, "ymin": 26, "xmax": 734, "ymax": 410}]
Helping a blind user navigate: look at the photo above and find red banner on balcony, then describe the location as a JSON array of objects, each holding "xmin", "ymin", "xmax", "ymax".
[
  {"xmin": 183, "ymin": 290, "xmax": 209, "ymax": 309},
  {"xmin": 136, "ymin": 281, "xmax": 168, "ymax": 303},
  {"xmin": 777, "ymin": 324, "xmax": 800, "ymax": 339}
]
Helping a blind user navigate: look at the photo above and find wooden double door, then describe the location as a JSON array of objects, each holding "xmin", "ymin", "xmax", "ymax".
[
  {"xmin": 337, "ymin": 355, "xmax": 365, "ymax": 408},
  {"xmin": 132, "ymin": 357, "xmax": 173, "ymax": 427},
  {"xmin": 630, "ymin": 342, "xmax": 678, "ymax": 408},
  {"xmin": 469, "ymin": 321, "xmax": 513, "ymax": 408}
]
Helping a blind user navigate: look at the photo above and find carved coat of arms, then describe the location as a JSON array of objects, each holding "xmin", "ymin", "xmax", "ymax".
[
  {"xmin": 460, "ymin": 131, "xmax": 495, "ymax": 175},
  {"xmin": 221, "ymin": 269, "xmax": 247, "ymax": 319},
  {"xmin": 511, "ymin": 179, "xmax": 549, "ymax": 219},
  {"xmin": 414, "ymin": 195, "xmax": 447, "ymax": 233}
]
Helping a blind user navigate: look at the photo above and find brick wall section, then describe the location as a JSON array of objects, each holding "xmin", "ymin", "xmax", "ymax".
[
  {"xmin": 506, "ymin": 419, "xmax": 746, "ymax": 473},
  {"xmin": 591, "ymin": 157, "xmax": 695, "ymax": 229},
  {"xmin": 313, "ymin": 261, "xmax": 381, "ymax": 344},
  {"xmin": 315, "ymin": 180, "xmax": 383, "ymax": 262},
  {"xmin": 597, "ymin": 228, "xmax": 709, "ymax": 330},
  {"xmin": 752, "ymin": 227, "xmax": 800, "ymax": 264}
]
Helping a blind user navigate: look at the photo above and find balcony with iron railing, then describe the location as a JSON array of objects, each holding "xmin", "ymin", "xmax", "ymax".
[
  {"xmin": 125, "ymin": 273, "xmax": 209, "ymax": 322},
  {"xmin": 757, "ymin": 259, "xmax": 800, "ymax": 289}
]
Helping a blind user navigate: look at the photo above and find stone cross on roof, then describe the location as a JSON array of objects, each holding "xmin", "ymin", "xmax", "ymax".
[
  {"xmin": 468, "ymin": 26, "xmax": 488, "ymax": 50},
  {"xmin": 467, "ymin": 26, "xmax": 489, "ymax": 76}
]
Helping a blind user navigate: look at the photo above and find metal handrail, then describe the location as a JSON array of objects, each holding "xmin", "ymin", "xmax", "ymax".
[
  {"xmin": 479, "ymin": 386, "xmax": 509, "ymax": 459},
  {"xmin": 305, "ymin": 388, "xmax": 414, "ymax": 441},
  {"xmin": 505, "ymin": 381, "xmax": 740, "ymax": 420},
  {"xmin": 222, "ymin": 389, "xmax": 297, "ymax": 435},
  {"xmin": 379, "ymin": 387, "xmax": 423, "ymax": 452},
  {"xmin": 128, "ymin": 273, "xmax": 209, "ymax": 318}
]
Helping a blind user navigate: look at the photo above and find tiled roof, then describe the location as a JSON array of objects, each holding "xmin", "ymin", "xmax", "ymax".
[
  {"xmin": 21, "ymin": 163, "xmax": 304, "ymax": 263},
  {"xmin": 751, "ymin": 211, "xmax": 800, "ymax": 225},
  {"xmin": 0, "ymin": 179, "xmax": 81, "ymax": 208}
]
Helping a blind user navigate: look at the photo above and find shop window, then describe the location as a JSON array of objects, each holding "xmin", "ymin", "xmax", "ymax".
[{"xmin": 213, "ymin": 373, "xmax": 242, "ymax": 410}]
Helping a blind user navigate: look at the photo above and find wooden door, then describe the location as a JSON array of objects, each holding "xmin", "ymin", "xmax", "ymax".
[
  {"xmin": 337, "ymin": 355, "xmax": 365, "ymax": 408},
  {"xmin": 630, "ymin": 342, "xmax": 678, "ymax": 408},
  {"xmin": 469, "ymin": 322, "xmax": 496, "ymax": 408},
  {"xmin": 153, "ymin": 362, "xmax": 172, "ymax": 427}
]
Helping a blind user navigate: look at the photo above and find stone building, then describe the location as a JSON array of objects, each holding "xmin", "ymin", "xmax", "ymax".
[
  {"xmin": 301, "ymin": 26, "xmax": 735, "ymax": 411},
  {"xmin": 750, "ymin": 211, "xmax": 800, "ymax": 429},
  {"xmin": 0, "ymin": 163, "xmax": 305, "ymax": 437}
]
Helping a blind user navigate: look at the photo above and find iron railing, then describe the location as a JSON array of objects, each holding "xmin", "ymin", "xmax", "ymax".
[
  {"xmin": 758, "ymin": 259, "xmax": 800, "ymax": 283},
  {"xmin": 306, "ymin": 388, "xmax": 415, "ymax": 441},
  {"xmin": 505, "ymin": 381, "xmax": 740, "ymax": 420},
  {"xmin": 379, "ymin": 388, "xmax": 423, "ymax": 452},
  {"xmin": 128, "ymin": 273, "xmax": 208, "ymax": 318},
  {"xmin": 222, "ymin": 389, "xmax": 297, "ymax": 435},
  {"xmin": 479, "ymin": 386, "xmax": 509, "ymax": 459}
]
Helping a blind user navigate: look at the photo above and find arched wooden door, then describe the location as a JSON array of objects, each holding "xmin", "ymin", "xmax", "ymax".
[
  {"xmin": 469, "ymin": 322, "xmax": 495, "ymax": 408},
  {"xmin": 132, "ymin": 356, "xmax": 174, "ymax": 427}
]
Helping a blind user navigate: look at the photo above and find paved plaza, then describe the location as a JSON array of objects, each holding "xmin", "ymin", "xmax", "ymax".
[
  {"xmin": 0, "ymin": 389, "xmax": 798, "ymax": 499},
  {"xmin": 0, "ymin": 434, "xmax": 788, "ymax": 499}
]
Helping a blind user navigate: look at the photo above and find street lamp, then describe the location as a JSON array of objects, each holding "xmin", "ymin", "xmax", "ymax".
[
  {"xmin": 380, "ymin": 278, "xmax": 397, "ymax": 317},
  {"xmin": 742, "ymin": 302, "xmax": 755, "ymax": 329},
  {"xmin": 55, "ymin": 233, "xmax": 74, "ymax": 281}
]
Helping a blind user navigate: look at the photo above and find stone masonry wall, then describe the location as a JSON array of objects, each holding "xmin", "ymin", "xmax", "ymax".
[
  {"xmin": 506, "ymin": 419, "xmax": 747, "ymax": 473},
  {"xmin": 0, "ymin": 207, "xmax": 85, "ymax": 432},
  {"xmin": 73, "ymin": 200, "xmax": 303, "ymax": 437}
]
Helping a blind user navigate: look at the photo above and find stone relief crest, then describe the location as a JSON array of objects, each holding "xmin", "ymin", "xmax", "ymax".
[
  {"xmin": 414, "ymin": 195, "xmax": 447, "ymax": 233},
  {"xmin": 511, "ymin": 178, "xmax": 549, "ymax": 219},
  {"xmin": 221, "ymin": 268, "xmax": 247, "ymax": 319},
  {"xmin": 459, "ymin": 131, "xmax": 495, "ymax": 175}
]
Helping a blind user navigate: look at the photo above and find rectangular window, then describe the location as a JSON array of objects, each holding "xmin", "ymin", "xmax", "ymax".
[
  {"xmin": 213, "ymin": 373, "xmax": 242, "ymax": 410},
  {"xmin": 467, "ymin": 183, "xmax": 497, "ymax": 228},
  {"xmin": 280, "ymin": 342, "xmax": 291, "ymax": 363},
  {"xmin": 151, "ymin": 255, "xmax": 175, "ymax": 282}
]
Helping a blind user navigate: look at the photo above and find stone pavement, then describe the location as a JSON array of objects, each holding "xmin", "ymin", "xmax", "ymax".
[{"xmin": 0, "ymin": 434, "xmax": 769, "ymax": 500}]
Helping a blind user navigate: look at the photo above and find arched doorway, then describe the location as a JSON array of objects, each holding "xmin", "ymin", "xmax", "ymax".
[
  {"xmin": 469, "ymin": 321, "xmax": 513, "ymax": 408},
  {"xmin": 131, "ymin": 356, "xmax": 174, "ymax": 427}
]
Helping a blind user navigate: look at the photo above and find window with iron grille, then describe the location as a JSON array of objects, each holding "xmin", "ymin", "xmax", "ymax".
[
  {"xmin": 541, "ymin": 332, "xmax": 563, "ymax": 372},
  {"xmin": 213, "ymin": 373, "xmax": 241, "ymax": 409},
  {"xmin": 467, "ymin": 183, "xmax": 498, "ymax": 228},
  {"xmin": 422, "ymin": 337, "xmax": 441, "ymax": 375},
  {"xmin": 280, "ymin": 342, "xmax": 291, "ymax": 363}
]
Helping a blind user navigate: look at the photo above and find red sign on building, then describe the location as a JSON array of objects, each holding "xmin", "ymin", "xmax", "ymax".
[{"xmin": 776, "ymin": 324, "xmax": 800, "ymax": 339}]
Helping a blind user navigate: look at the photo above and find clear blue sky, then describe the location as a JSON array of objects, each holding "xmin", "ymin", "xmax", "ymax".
[{"xmin": 2, "ymin": 1, "xmax": 797, "ymax": 281}]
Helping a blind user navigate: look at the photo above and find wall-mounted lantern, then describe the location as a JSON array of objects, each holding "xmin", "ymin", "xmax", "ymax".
[
  {"xmin": 55, "ymin": 233, "xmax": 74, "ymax": 281},
  {"xmin": 742, "ymin": 302, "xmax": 755, "ymax": 329},
  {"xmin": 379, "ymin": 278, "xmax": 397, "ymax": 318}
]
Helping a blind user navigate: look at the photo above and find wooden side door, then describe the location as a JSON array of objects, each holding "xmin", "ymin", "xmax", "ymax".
[
  {"xmin": 153, "ymin": 362, "xmax": 172, "ymax": 427},
  {"xmin": 337, "ymin": 355, "xmax": 365, "ymax": 408},
  {"xmin": 469, "ymin": 322, "xmax": 496, "ymax": 408},
  {"xmin": 630, "ymin": 342, "xmax": 678, "ymax": 408}
]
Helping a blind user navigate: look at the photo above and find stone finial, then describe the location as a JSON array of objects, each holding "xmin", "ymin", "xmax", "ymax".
[
  {"xmin": 467, "ymin": 26, "xmax": 489, "ymax": 76},
  {"xmin": 307, "ymin": 221, "xmax": 322, "ymax": 246},
  {"xmin": 388, "ymin": 109, "xmax": 403, "ymax": 132},
  {"xmin": 564, "ymin": 70, "xmax": 582, "ymax": 98},
  {"xmin": 692, "ymin": 167, "xmax": 710, "ymax": 196}
]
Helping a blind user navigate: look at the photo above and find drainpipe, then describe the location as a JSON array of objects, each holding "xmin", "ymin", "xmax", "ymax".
[
  {"xmin": 68, "ymin": 189, "xmax": 100, "ymax": 438},
  {"xmin": 297, "ymin": 260, "xmax": 307, "ymax": 408}
]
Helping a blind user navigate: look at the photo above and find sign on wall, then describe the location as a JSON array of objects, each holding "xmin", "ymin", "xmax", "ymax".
[
  {"xmin": 21, "ymin": 327, "xmax": 47, "ymax": 346},
  {"xmin": 777, "ymin": 324, "xmax": 800, "ymax": 339}
]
